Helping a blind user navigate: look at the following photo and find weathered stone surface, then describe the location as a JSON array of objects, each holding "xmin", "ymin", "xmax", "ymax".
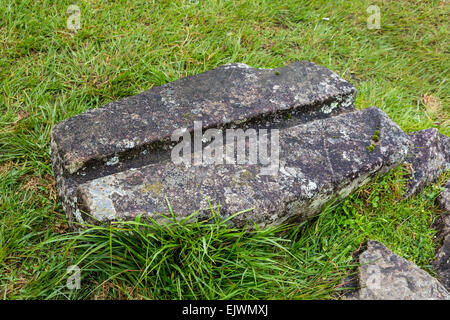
[
  {"xmin": 404, "ymin": 128, "xmax": 450, "ymax": 197},
  {"xmin": 433, "ymin": 236, "xmax": 450, "ymax": 291},
  {"xmin": 433, "ymin": 180, "xmax": 450, "ymax": 245},
  {"xmin": 437, "ymin": 180, "xmax": 450, "ymax": 213},
  {"xmin": 52, "ymin": 62, "xmax": 356, "ymax": 175},
  {"xmin": 433, "ymin": 212, "xmax": 450, "ymax": 245},
  {"xmin": 433, "ymin": 180, "xmax": 450, "ymax": 291},
  {"xmin": 51, "ymin": 61, "xmax": 357, "ymax": 226},
  {"xmin": 345, "ymin": 240, "xmax": 450, "ymax": 300},
  {"xmin": 75, "ymin": 107, "xmax": 409, "ymax": 228}
]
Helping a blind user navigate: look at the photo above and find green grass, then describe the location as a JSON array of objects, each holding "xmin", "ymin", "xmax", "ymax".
[{"xmin": 0, "ymin": 0, "xmax": 449, "ymax": 299}]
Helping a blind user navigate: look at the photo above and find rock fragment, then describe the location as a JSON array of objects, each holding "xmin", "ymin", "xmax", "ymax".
[
  {"xmin": 437, "ymin": 180, "xmax": 450, "ymax": 213},
  {"xmin": 432, "ymin": 180, "xmax": 450, "ymax": 291},
  {"xmin": 404, "ymin": 128, "xmax": 450, "ymax": 197},
  {"xmin": 433, "ymin": 237, "xmax": 450, "ymax": 292},
  {"xmin": 345, "ymin": 240, "xmax": 450, "ymax": 300}
]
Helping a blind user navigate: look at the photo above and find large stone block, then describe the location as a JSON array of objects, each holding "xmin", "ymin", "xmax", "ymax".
[
  {"xmin": 51, "ymin": 61, "xmax": 358, "ymax": 226},
  {"xmin": 75, "ymin": 107, "xmax": 409, "ymax": 228}
]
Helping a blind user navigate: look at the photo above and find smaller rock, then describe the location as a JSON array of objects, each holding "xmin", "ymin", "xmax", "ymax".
[
  {"xmin": 433, "ymin": 237, "xmax": 450, "ymax": 291},
  {"xmin": 433, "ymin": 180, "xmax": 450, "ymax": 244},
  {"xmin": 432, "ymin": 213, "xmax": 450, "ymax": 245},
  {"xmin": 344, "ymin": 240, "xmax": 449, "ymax": 300},
  {"xmin": 404, "ymin": 128, "xmax": 449, "ymax": 197},
  {"xmin": 432, "ymin": 180, "xmax": 450, "ymax": 291},
  {"xmin": 437, "ymin": 180, "xmax": 450, "ymax": 213}
]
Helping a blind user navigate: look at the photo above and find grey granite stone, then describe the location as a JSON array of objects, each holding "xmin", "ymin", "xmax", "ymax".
[
  {"xmin": 50, "ymin": 61, "xmax": 357, "ymax": 226},
  {"xmin": 433, "ymin": 212, "xmax": 450, "ymax": 245},
  {"xmin": 345, "ymin": 240, "xmax": 450, "ymax": 300},
  {"xmin": 433, "ymin": 180, "xmax": 450, "ymax": 245},
  {"xmin": 437, "ymin": 180, "xmax": 450, "ymax": 213},
  {"xmin": 404, "ymin": 128, "xmax": 450, "ymax": 197},
  {"xmin": 75, "ymin": 107, "xmax": 410, "ymax": 228},
  {"xmin": 52, "ymin": 61, "xmax": 356, "ymax": 175},
  {"xmin": 433, "ymin": 180, "xmax": 450, "ymax": 291},
  {"xmin": 433, "ymin": 236, "xmax": 450, "ymax": 292}
]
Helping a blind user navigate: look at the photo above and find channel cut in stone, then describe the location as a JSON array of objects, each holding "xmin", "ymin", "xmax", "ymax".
[
  {"xmin": 50, "ymin": 61, "xmax": 357, "ymax": 226},
  {"xmin": 75, "ymin": 107, "xmax": 410, "ymax": 228},
  {"xmin": 52, "ymin": 62, "xmax": 356, "ymax": 176}
]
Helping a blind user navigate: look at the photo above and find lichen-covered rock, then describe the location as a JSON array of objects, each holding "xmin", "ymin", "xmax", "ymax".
[
  {"xmin": 433, "ymin": 180, "xmax": 450, "ymax": 291},
  {"xmin": 52, "ymin": 61, "xmax": 356, "ymax": 176},
  {"xmin": 437, "ymin": 180, "xmax": 450, "ymax": 213},
  {"xmin": 345, "ymin": 240, "xmax": 450, "ymax": 300},
  {"xmin": 75, "ymin": 107, "xmax": 410, "ymax": 228},
  {"xmin": 404, "ymin": 128, "xmax": 450, "ymax": 197},
  {"xmin": 50, "ymin": 61, "xmax": 357, "ymax": 226},
  {"xmin": 433, "ymin": 180, "xmax": 450, "ymax": 245},
  {"xmin": 433, "ymin": 236, "xmax": 450, "ymax": 292},
  {"xmin": 433, "ymin": 212, "xmax": 450, "ymax": 245}
]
